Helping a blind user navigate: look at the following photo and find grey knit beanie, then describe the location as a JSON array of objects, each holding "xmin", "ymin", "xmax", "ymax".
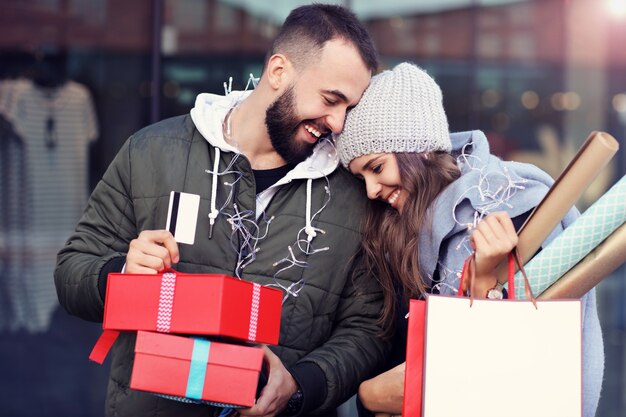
[{"xmin": 336, "ymin": 62, "xmax": 451, "ymax": 167}]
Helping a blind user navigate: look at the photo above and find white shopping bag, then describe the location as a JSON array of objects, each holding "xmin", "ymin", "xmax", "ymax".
[{"xmin": 421, "ymin": 253, "xmax": 582, "ymax": 417}]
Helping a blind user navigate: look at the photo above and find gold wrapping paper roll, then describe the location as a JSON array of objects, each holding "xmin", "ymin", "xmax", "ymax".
[
  {"xmin": 496, "ymin": 131, "xmax": 620, "ymax": 283},
  {"xmin": 538, "ymin": 222, "xmax": 626, "ymax": 299}
]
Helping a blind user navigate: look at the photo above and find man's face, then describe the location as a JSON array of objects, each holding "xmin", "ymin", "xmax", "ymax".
[
  {"xmin": 265, "ymin": 85, "xmax": 309, "ymax": 165},
  {"xmin": 265, "ymin": 38, "xmax": 372, "ymax": 164}
]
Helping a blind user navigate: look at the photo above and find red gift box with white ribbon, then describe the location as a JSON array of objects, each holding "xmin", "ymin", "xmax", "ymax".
[
  {"xmin": 89, "ymin": 270, "xmax": 282, "ymax": 364},
  {"xmin": 130, "ymin": 330, "xmax": 264, "ymax": 407}
]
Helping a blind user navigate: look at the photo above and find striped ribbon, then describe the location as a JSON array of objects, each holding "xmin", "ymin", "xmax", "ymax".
[
  {"xmin": 156, "ymin": 272, "xmax": 177, "ymax": 332},
  {"xmin": 248, "ymin": 283, "xmax": 261, "ymax": 341}
]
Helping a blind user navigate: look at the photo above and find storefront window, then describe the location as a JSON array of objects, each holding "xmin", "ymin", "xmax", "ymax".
[{"xmin": 1, "ymin": 1, "xmax": 624, "ymax": 415}]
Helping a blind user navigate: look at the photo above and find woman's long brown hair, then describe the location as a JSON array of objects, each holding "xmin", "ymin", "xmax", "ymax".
[{"xmin": 361, "ymin": 151, "xmax": 460, "ymax": 334}]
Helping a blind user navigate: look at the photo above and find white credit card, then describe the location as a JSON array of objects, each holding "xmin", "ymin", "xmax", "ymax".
[{"xmin": 165, "ymin": 191, "xmax": 200, "ymax": 245}]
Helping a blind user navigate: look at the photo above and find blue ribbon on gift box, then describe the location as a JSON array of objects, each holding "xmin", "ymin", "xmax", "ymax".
[
  {"xmin": 186, "ymin": 338, "xmax": 211, "ymax": 399},
  {"xmin": 184, "ymin": 338, "xmax": 236, "ymax": 416}
]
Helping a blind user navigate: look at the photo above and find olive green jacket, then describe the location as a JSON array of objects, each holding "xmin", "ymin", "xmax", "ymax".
[{"xmin": 55, "ymin": 107, "xmax": 387, "ymax": 417}]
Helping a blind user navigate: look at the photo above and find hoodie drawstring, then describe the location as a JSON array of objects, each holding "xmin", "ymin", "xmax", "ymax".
[
  {"xmin": 305, "ymin": 179, "xmax": 317, "ymax": 243},
  {"xmin": 208, "ymin": 147, "xmax": 220, "ymax": 238}
]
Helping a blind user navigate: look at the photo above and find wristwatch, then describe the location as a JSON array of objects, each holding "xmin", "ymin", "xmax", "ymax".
[
  {"xmin": 283, "ymin": 387, "xmax": 303, "ymax": 416},
  {"xmin": 486, "ymin": 282, "xmax": 504, "ymax": 299}
]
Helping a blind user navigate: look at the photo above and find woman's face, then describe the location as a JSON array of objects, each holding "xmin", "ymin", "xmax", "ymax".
[{"xmin": 349, "ymin": 153, "xmax": 407, "ymax": 214}]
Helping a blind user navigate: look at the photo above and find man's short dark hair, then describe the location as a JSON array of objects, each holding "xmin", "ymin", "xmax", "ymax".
[{"xmin": 266, "ymin": 4, "xmax": 378, "ymax": 73}]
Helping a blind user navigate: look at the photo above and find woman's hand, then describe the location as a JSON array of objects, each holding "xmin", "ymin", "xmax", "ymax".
[
  {"xmin": 467, "ymin": 211, "xmax": 518, "ymax": 298},
  {"xmin": 358, "ymin": 362, "xmax": 405, "ymax": 414}
]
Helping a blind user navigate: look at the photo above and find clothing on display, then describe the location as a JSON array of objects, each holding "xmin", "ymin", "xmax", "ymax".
[{"xmin": 0, "ymin": 78, "xmax": 98, "ymax": 332}]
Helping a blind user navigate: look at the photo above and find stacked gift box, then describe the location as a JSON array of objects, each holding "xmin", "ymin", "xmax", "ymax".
[{"xmin": 90, "ymin": 270, "xmax": 283, "ymax": 408}]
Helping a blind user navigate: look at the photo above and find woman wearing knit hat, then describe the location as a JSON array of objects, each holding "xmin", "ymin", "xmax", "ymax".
[{"xmin": 334, "ymin": 63, "xmax": 603, "ymax": 417}]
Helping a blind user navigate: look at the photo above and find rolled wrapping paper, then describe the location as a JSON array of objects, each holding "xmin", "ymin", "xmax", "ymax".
[
  {"xmin": 511, "ymin": 175, "xmax": 626, "ymax": 299},
  {"xmin": 495, "ymin": 131, "xmax": 619, "ymax": 284},
  {"xmin": 538, "ymin": 222, "xmax": 626, "ymax": 299}
]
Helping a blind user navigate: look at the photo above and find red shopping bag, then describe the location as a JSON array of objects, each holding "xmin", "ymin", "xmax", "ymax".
[{"xmin": 402, "ymin": 298, "xmax": 425, "ymax": 416}]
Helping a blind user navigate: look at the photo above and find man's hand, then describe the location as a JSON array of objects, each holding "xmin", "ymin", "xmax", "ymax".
[
  {"xmin": 125, "ymin": 230, "xmax": 180, "ymax": 274},
  {"xmin": 238, "ymin": 345, "xmax": 298, "ymax": 417}
]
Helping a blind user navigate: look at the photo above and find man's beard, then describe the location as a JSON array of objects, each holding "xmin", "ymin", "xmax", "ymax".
[{"xmin": 265, "ymin": 85, "xmax": 317, "ymax": 165}]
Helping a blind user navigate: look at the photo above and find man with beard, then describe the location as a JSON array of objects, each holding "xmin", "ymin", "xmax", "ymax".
[{"xmin": 55, "ymin": 4, "xmax": 387, "ymax": 417}]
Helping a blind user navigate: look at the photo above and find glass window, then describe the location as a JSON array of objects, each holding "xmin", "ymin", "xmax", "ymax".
[
  {"xmin": 478, "ymin": 33, "xmax": 503, "ymax": 58},
  {"xmin": 509, "ymin": 33, "xmax": 534, "ymax": 60},
  {"xmin": 215, "ymin": 1, "xmax": 237, "ymax": 33},
  {"xmin": 0, "ymin": 0, "xmax": 155, "ymax": 414},
  {"xmin": 170, "ymin": 0, "xmax": 206, "ymax": 32},
  {"xmin": 69, "ymin": 0, "xmax": 107, "ymax": 26},
  {"xmin": 1, "ymin": 2, "xmax": 624, "ymax": 417}
]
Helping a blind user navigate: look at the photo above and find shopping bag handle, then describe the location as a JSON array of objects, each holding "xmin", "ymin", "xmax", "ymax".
[
  {"xmin": 510, "ymin": 248, "xmax": 537, "ymax": 306},
  {"xmin": 459, "ymin": 249, "xmax": 537, "ymax": 308}
]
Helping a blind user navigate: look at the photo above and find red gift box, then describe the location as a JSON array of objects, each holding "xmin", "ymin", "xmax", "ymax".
[
  {"xmin": 130, "ymin": 331, "xmax": 264, "ymax": 407},
  {"xmin": 103, "ymin": 270, "xmax": 282, "ymax": 344}
]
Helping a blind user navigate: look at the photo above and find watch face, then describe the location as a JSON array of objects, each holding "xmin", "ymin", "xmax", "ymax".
[{"xmin": 487, "ymin": 288, "xmax": 504, "ymax": 299}]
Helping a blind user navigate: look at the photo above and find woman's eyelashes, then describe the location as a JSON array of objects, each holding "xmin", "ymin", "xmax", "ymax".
[{"xmin": 372, "ymin": 164, "xmax": 383, "ymax": 174}]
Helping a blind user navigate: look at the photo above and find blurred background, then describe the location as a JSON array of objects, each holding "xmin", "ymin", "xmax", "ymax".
[{"xmin": 0, "ymin": 0, "xmax": 624, "ymax": 415}]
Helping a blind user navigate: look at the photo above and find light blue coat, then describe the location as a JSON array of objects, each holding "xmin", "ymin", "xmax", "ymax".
[{"xmin": 419, "ymin": 130, "xmax": 604, "ymax": 417}]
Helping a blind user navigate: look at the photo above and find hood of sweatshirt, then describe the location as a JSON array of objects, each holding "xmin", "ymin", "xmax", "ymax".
[{"xmin": 419, "ymin": 130, "xmax": 578, "ymax": 295}]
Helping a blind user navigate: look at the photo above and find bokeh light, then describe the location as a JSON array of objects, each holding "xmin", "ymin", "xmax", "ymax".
[
  {"xmin": 607, "ymin": 0, "xmax": 626, "ymax": 19},
  {"xmin": 521, "ymin": 90, "xmax": 540, "ymax": 109},
  {"xmin": 613, "ymin": 93, "xmax": 626, "ymax": 112}
]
